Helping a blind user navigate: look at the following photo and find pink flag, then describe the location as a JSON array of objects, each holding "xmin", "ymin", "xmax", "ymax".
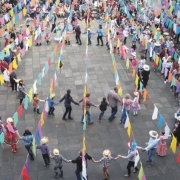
[
  {"xmin": 6, "ymin": 122, "xmax": 15, "ymax": 133},
  {"xmin": 142, "ymin": 173, "xmax": 146, "ymax": 180},
  {"xmin": 19, "ymin": 11, "xmax": 23, "ymax": 19},
  {"xmin": 19, "ymin": 34, "xmax": 23, "ymax": 43},
  {"xmin": 0, "ymin": 17, "xmax": 5, "ymax": 25},
  {"xmin": 43, "ymin": 109, "xmax": 47, "ymax": 119},
  {"xmin": 20, "ymin": 48, "xmax": 25, "ymax": 57},
  {"xmin": 38, "ymin": 121, "xmax": 43, "ymax": 137}
]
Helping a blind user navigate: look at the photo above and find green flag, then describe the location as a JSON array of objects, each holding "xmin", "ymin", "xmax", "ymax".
[{"xmin": 32, "ymin": 138, "xmax": 36, "ymax": 156}]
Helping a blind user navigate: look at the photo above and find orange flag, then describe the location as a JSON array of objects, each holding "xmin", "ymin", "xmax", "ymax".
[
  {"xmin": 168, "ymin": 72, "xmax": 172, "ymax": 83},
  {"xmin": 132, "ymin": 69, "xmax": 136, "ymax": 78},
  {"xmin": 156, "ymin": 9, "xmax": 161, "ymax": 17},
  {"xmin": 0, "ymin": 28, "xmax": 4, "ymax": 36},
  {"xmin": 141, "ymin": 37, "xmax": 145, "ymax": 46},
  {"xmin": 153, "ymin": 27, "xmax": 157, "ymax": 36},
  {"xmin": 143, "ymin": 89, "xmax": 147, "ymax": 102},
  {"xmin": 54, "ymin": 46, "xmax": 57, "ymax": 56},
  {"xmin": 113, "ymin": 64, "xmax": 117, "ymax": 73},
  {"xmin": 117, "ymin": 81, "xmax": 121, "ymax": 90},
  {"xmin": 9, "ymin": 63, "xmax": 13, "ymax": 74}
]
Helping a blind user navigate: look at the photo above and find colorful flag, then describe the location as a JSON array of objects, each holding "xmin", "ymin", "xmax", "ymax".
[
  {"xmin": 170, "ymin": 134, "xmax": 177, "ymax": 153},
  {"xmin": 21, "ymin": 166, "xmax": 30, "ymax": 180},
  {"xmin": 18, "ymin": 104, "xmax": 23, "ymax": 119}
]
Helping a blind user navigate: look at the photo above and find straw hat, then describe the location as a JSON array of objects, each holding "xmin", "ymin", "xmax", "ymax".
[
  {"xmin": 134, "ymin": 92, "xmax": 139, "ymax": 96},
  {"xmin": 149, "ymin": 130, "xmax": 158, "ymax": 138},
  {"xmin": 13, "ymin": 50, "xmax": 17, "ymax": 52},
  {"xmin": 177, "ymin": 116, "xmax": 180, "ymax": 121},
  {"xmin": 143, "ymin": 64, "xmax": 150, "ymax": 71},
  {"xmin": 103, "ymin": 149, "xmax": 111, "ymax": 158},
  {"xmin": 6, "ymin": 117, "xmax": 13, "ymax": 123},
  {"xmin": 131, "ymin": 52, "xmax": 136, "ymax": 57},
  {"xmin": 157, "ymin": 28, "xmax": 160, "ymax": 31},
  {"xmin": 155, "ymin": 41, "xmax": 161, "ymax": 46},
  {"xmin": 20, "ymin": 24, "xmax": 23, "ymax": 27},
  {"xmin": 87, "ymin": 28, "xmax": 90, "ymax": 31},
  {"xmin": 163, "ymin": 32, "xmax": 169, "ymax": 36},
  {"xmin": 146, "ymin": 26, "xmax": 149, "ymax": 29},
  {"xmin": 51, "ymin": 92, "xmax": 56, "ymax": 98},
  {"xmin": 41, "ymin": 137, "xmax": 48, "ymax": 144},
  {"xmin": 53, "ymin": 149, "xmax": 59, "ymax": 155}
]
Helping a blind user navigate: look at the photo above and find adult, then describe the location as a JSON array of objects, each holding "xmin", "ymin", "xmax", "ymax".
[
  {"xmin": 10, "ymin": 68, "xmax": 17, "ymax": 92},
  {"xmin": 18, "ymin": 129, "xmax": 34, "ymax": 160},
  {"xmin": 75, "ymin": 24, "xmax": 82, "ymax": 45},
  {"xmin": 107, "ymin": 87, "xmax": 121, "ymax": 121},
  {"xmin": 59, "ymin": 89, "xmax": 79, "ymax": 120},
  {"xmin": 50, "ymin": 149, "xmax": 70, "ymax": 178},
  {"xmin": 25, "ymin": 14, "xmax": 33, "ymax": 28},
  {"xmin": 3, "ymin": 29, "xmax": 9, "ymax": 47},
  {"xmin": 173, "ymin": 116, "xmax": 180, "ymax": 143},
  {"xmin": 96, "ymin": 25, "xmax": 104, "ymax": 46},
  {"xmin": 18, "ymin": 80, "xmax": 29, "ymax": 105},
  {"xmin": 141, "ymin": 65, "xmax": 150, "ymax": 88},
  {"xmin": 141, "ymin": 130, "xmax": 159, "ymax": 167},
  {"xmin": 51, "ymin": 12, "xmax": 57, "ymax": 33},
  {"xmin": 79, "ymin": 93, "xmax": 98, "ymax": 125},
  {"xmin": 71, "ymin": 150, "xmax": 95, "ymax": 180},
  {"xmin": 118, "ymin": 142, "xmax": 139, "ymax": 177},
  {"xmin": 4, "ymin": 117, "xmax": 19, "ymax": 153}
]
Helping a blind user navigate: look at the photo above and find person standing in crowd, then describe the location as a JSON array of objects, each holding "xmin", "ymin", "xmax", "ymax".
[
  {"xmin": 107, "ymin": 87, "xmax": 121, "ymax": 121},
  {"xmin": 71, "ymin": 150, "xmax": 95, "ymax": 180},
  {"xmin": 10, "ymin": 68, "xmax": 17, "ymax": 92},
  {"xmin": 96, "ymin": 25, "xmax": 104, "ymax": 46},
  {"xmin": 173, "ymin": 116, "xmax": 180, "ymax": 144},
  {"xmin": 48, "ymin": 93, "xmax": 59, "ymax": 116},
  {"xmin": 94, "ymin": 149, "xmax": 119, "ymax": 180},
  {"xmin": 33, "ymin": 93, "xmax": 46, "ymax": 114},
  {"xmin": 141, "ymin": 131, "xmax": 159, "ymax": 167},
  {"xmin": 36, "ymin": 136, "xmax": 51, "ymax": 166},
  {"xmin": 50, "ymin": 149, "xmax": 71, "ymax": 178},
  {"xmin": 131, "ymin": 92, "xmax": 140, "ymax": 116},
  {"xmin": 118, "ymin": 142, "xmax": 139, "ymax": 177},
  {"xmin": 25, "ymin": 14, "xmax": 33, "ymax": 28},
  {"xmin": 75, "ymin": 24, "xmax": 82, "ymax": 45},
  {"xmin": 79, "ymin": 93, "xmax": 98, "ymax": 125},
  {"xmin": 98, "ymin": 97, "xmax": 109, "ymax": 122},
  {"xmin": 141, "ymin": 65, "xmax": 150, "ymax": 88},
  {"xmin": 4, "ymin": 117, "xmax": 19, "ymax": 153},
  {"xmin": 18, "ymin": 80, "xmax": 29, "ymax": 105},
  {"xmin": 59, "ymin": 89, "xmax": 79, "ymax": 120},
  {"xmin": 18, "ymin": 129, "xmax": 34, "ymax": 160},
  {"xmin": 3, "ymin": 29, "xmax": 9, "ymax": 47},
  {"xmin": 51, "ymin": 12, "xmax": 57, "ymax": 33}
]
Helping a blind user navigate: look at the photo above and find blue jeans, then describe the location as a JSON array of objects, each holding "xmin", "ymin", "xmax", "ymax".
[
  {"xmin": 81, "ymin": 110, "xmax": 92, "ymax": 124},
  {"xmin": 147, "ymin": 148, "xmax": 156, "ymax": 164},
  {"xmin": 75, "ymin": 169, "xmax": 81, "ymax": 180},
  {"xmin": 99, "ymin": 111, "xmax": 104, "ymax": 120},
  {"xmin": 120, "ymin": 110, "xmax": 130, "ymax": 124},
  {"xmin": 108, "ymin": 106, "xmax": 118, "ymax": 120},
  {"xmin": 88, "ymin": 37, "xmax": 92, "ymax": 45}
]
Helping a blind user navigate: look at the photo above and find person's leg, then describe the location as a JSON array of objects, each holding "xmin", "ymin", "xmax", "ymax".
[
  {"xmin": 78, "ymin": 36, "xmax": 82, "ymax": 44},
  {"xmin": 75, "ymin": 168, "xmax": 81, "ymax": 180},
  {"xmin": 126, "ymin": 161, "xmax": 134, "ymax": 176},
  {"xmin": 14, "ymin": 82, "xmax": 17, "ymax": 91},
  {"xmin": 51, "ymin": 107, "xmax": 55, "ymax": 115},
  {"xmin": 108, "ymin": 106, "xmax": 117, "ymax": 120},
  {"xmin": 97, "ymin": 36, "xmax": 100, "ymax": 45},
  {"xmin": 148, "ymin": 149, "xmax": 156, "ymax": 165},
  {"xmin": 63, "ymin": 107, "xmax": 68, "ymax": 119},
  {"xmin": 81, "ymin": 113, "xmax": 85, "ymax": 123},
  {"xmin": 11, "ymin": 81, "xmax": 14, "ymax": 90},
  {"xmin": 42, "ymin": 154, "xmax": 48, "ymax": 166},
  {"xmin": 68, "ymin": 106, "xmax": 72, "ymax": 119},
  {"xmin": 99, "ymin": 111, "xmax": 104, "ymax": 120},
  {"xmin": 59, "ymin": 167, "xmax": 63, "ymax": 177},
  {"xmin": 76, "ymin": 35, "xmax": 79, "ymax": 43},
  {"xmin": 54, "ymin": 167, "xmax": 59, "ymax": 177},
  {"xmin": 25, "ymin": 145, "xmax": 34, "ymax": 160},
  {"xmin": 100, "ymin": 36, "xmax": 103, "ymax": 46},
  {"xmin": 20, "ymin": 98, "xmax": 23, "ymax": 105},
  {"xmin": 48, "ymin": 107, "xmax": 52, "ymax": 115},
  {"xmin": 87, "ymin": 110, "xmax": 92, "ymax": 124}
]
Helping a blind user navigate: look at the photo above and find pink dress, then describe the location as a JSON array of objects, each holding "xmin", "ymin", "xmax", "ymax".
[{"xmin": 156, "ymin": 136, "xmax": 167, "ymax": 156}]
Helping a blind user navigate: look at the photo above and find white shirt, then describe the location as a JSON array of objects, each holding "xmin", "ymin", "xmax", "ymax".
[
  {"xmin": 138, "ymin": 59, "xmax": 146, "ymax": 69},
  {"xmin": 123, "ymin": 29, "xmax": 129, "ymax": 37}
]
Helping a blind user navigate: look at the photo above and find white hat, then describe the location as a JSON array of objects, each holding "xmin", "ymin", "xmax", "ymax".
[
  {"xmin": 155, "ymin": 42, "xmax": 161, "ymax": 46},
  {"xmin": 51, "ymin": 92, "xmax": 56, "ymax": 98},
  {"xmin": 53, "ymin": 149, "xmax": 59, "ymax": 155},
  {"xmin": 6, "ymin": 117, "xmax": 13, "ymax": 123},
  {"xmin": 149, "ymin": 130, "xmax": 158, "ymax": 138},
  {"xmin": 41, "ymin": 137, "xmax": 48, "ymax": 144},
  {"xmin": 177, "ymin": 116, "xmax": 180, "ymax": 121},
  {"xmin": 131, "ymin": 52, "xmax": 136, "ymax": 57},
  {"xmin": 143, "ymin": 64, "xmax": 150, "ymax": 71},
  {"xmin": 103, "ymin": 149, "xmax": 111, "ymax": 158}
]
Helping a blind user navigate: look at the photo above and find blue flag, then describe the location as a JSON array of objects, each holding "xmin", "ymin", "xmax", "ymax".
[
  {"xmin": 35, "ymin": 129, "xmax": 41, "ymax": 145},
  {"xmin": 158, "ymin": 114, "xmax": 164, "ymax": 129},
  {"xmin": 13, "ymin": 112, "xmax": 18, "ymax": 127}
]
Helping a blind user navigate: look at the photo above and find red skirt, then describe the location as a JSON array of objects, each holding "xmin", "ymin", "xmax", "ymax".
[{"xmin": 4, "ymin": 132, "xmax": 19, "ymax": 145}]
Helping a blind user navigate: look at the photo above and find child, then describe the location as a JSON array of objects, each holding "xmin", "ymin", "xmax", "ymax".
[
  {"xmin": 94, "ymin": 149, "xmax": 119, "ymax": 179},
  {"xmin": 47, "ymin": 92, "xmax": 59, "ymax": 116},
  {"xmin": 156, "ymin": 131, "xmax": 167, "ymax": 157},
  {"xmin": 131, "ymin": 92, "xmax": 140, "ymax": 115},
  {"xmin": 36, "ymin": 137, "xmax": 51, "ymax": 166},
  {"xmin": 50, "ymin": 149, "xmax": 70, "ymax": 178},
  {"xmin": 82, "ymin": 28, "xmax": 95, "ymax": 45},
  {"xmin": 33, "ymin": 93, "xmax": 46, "ymax": 114},
  {"xmin": 45, "ymin": 28, "xmax": 50, "ymax": 45},
  {"xmin": 98, "ymin": 97, "xmax": 109, "ymax": 122}
]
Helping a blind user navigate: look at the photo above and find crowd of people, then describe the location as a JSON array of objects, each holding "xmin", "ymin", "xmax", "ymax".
[{"xmin": 0, "ymin": 0, "xmax": 180, "ymax": 179}]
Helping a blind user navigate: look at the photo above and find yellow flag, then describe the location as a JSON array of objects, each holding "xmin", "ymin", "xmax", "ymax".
[
  {"xmin": 117, "ymin": 39, "xmax": 120, "ymax": 48},
  {"xmin": 0, "ymin": 74, "xmax": 5, "ymax": 85},
  {"xmin": 83, "ymin": 136, "xmax": 86, "ymax": 152},
  {"xmin": 4, "ymin": 46, "xmax": 10, "ymax": 54},
  {"xmin": 17, "ymin": 54, "xmax": 21, "ymax": 62},
  {"xmin": 28, "ymin": 88, "xmax": 33, "ymax": 102},
  {"xmin": 161, "ymin": 35, "xmax": 164, "ymax": 42},
  {"xmin": 127, "ymin": 120, "xmax": 131, "ymax": 137},
  {"xmin": 170, "ymin": 134, "xmax": 177, "ymax": 153},
  {"xmin": 6, "ymin": 23, "xmax": 10, "ymax": 31},
  {"xmin": 12, "ymin": 17, "xmax": 15, "ymax": 25},
  {"xmin": 12, "ymin": 59, "xmax": 18, "ymax": 69},
  {"xmin": 155, "ymin": 55, "xmax": 159, "ymax": 65},
  {"xmin": 169, "ymin": 5, "xmax": 173, "ymax": 14},
  {"xmin": 83, "ymin": 85, "xmax": 86, "ymax": 97},
  {"xmin": 10, "ymin": 9, "xmax": 14, "ymax": 16},
  {"xmin": 23, "ymin": 8, "xmax": 27, "ymax": 16},
  {"xmin": 41, "ymin": 112, "xmax": 44, "ymax": 126},
  {"xmin": 50, "ymin": 87, "xmax": 53, "ymax": 98},
  {"xmin": 135, "ymin": 74, "xmax": 139, "ymax": 88},
  {"xmin": 118, "ymin": 87, "xmax": 123, "ymax": 97},
  {"xmin": 29, "ymin": 38, "xmax": 32, "ymax": 47}
]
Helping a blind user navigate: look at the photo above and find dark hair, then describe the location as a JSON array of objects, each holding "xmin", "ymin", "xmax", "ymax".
[
  {"xmin": 23, "ymin": 129, "xmax": 32, "ymax": 136},
  {"xmin": 102, "ymin": 97, "xmax": 106, "ymax": 101},
  {"xmin": 141, "ymin": 55, "xmax": 144, "ymax": 59}
]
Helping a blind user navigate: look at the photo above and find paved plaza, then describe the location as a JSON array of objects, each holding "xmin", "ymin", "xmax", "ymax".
[{"xmin": 0, "ymin": 18, "xmax": 180, "ymax": 180}]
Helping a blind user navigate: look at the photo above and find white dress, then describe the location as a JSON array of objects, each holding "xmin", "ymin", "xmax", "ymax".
[{"xmin": 3, "ymin": 69, "xmax": 10, "ymax": 82}]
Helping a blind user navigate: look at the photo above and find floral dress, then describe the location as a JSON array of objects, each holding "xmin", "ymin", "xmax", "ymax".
[{"xmin": 156, "ymin": 136, "xmax": 167, "ymax": 156}]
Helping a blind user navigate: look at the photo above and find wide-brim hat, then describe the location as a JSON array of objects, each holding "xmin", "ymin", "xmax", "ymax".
[
  {"xmin": 103, "ymin": 149, "xmax": 111, "ymax": 158},
  {"xmin": 163, "ymin": 32, "xmax": 169, "ymax": 36},
  {"xmin": 133, "ymin": 31, "xmax": 136, "ymax": 34},
  {"xmin": 146, "ymin": 26, "xmax": 150, "ymax": 29},
  {"xmin": 51, "ymin": 92, "xmax": 56, "ymax": 98},
  {"xmin": 155, "ymin": 42, "xmax": 161, "ymax": 46},
  {"xmin": 157, "ymin": 28, "xmax": 160, "ymax": 31},
  {"xmin": 15, "ymin": 79, "xmax": 21, "ymax": 83},
  {"xmin": 53, "ymin": 149, "xmax": 59, "ymax": 155},
  {"xmin": 134, "ymin": 91, "xmax": 139, "ymax": 96},
  {"xmin": 131, "ymin": 52, "xmax": 136, "ymax": 57},
  {"xmin": 143, "ymin": 65, "xmax": 150, "ymax": 71},
  {"xmin": 177, "ymin": 116, "xmax": 180, "ymax": 121},
  {"xmin": 87, "ymin": 28, "xmax": 90, "ymax": 31},
  {"xmin": 41, "ymin": 137, "xmax": 48, "ymax": 144},
  {"xmin": 149, "ymin": 130, "xmax": 158, "ymax": 138},
  {"xmin": 6, "ymin": 117, "xmax": 13, "ymax": 123}
]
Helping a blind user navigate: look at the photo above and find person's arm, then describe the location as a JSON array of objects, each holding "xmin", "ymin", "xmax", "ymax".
[
  {"xmin": 118, "ymin": 152, "xmax": 134, "ymax": 159},
  {"xmin": 79, "ymin": 98, "xmax": 83, "ymax": 103},
  {"xmin": 71, "ymin": 98, "xmax": 79, "ymax": 105},
  {"xmin": 61, "ymin": 155, "xmax": 70, "ymax": 163},
  {"xmin": 71, "ymin": 157, "xmax": 79, "ymax": 163},
  {"xmin": 94, "ymin": 157, "xmax": 103, "ymax": 163},
  {"xmin": 142, "ymin": 139, "xmax": 160, "ymax": 151},
  {"xmin": 53, "ymin": 100, "xmax": 59, "ymax": 105},
  {"xmin": 59, "ymin": 95, "xmax": 65, "ymax": 103}
]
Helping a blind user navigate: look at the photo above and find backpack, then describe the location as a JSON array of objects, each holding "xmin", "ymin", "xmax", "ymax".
[{"xmin": 100, "ymin": 101, "xmax": 107, "ymax": 111}]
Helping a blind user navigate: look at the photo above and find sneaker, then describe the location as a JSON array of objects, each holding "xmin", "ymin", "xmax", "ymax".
[
  {"xmin": 88, "ymin": 122, "xmax": 94, "ymax": 125},
  {"xmin": 51, "ymin": 113, "xmax": 55, "ymax": 116},
  {"xmin": 54, "ymin": 174, "xmax": 59, "ymax": 178},
  {"xmin": 96, "ymin": 44, "xmax": 99, "ymax": 46},
  {"xmin": 68, "ymin": 117, "xmax": 73, "ymax": 120},
  {"xmin": 101, "ymin": 44, "xmax": 103, "ymax": 46},
  {"xmin": 164, "ymin": 80, "xmax": 167, "ymax": 84},
  {"xmin": 98, "ymin": 119, "xmax": 102, "ymax": 122},
  {"xmin": 76, "ymin": 42, "xmax": 78, "ymax": 44},
  {"xmin": 79, "ymin": 43, "xmax": 82, "ymax": 45},
  {"xmin": 62, "ymin": 117, "xmax": 67, "ymax": 120}
]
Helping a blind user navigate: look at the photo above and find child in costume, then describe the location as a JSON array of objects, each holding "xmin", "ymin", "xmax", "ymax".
[
  {"xmin": 45, "ymin": 28, "xmax": 51, "ymax": 45},
  {"xmin": 98, "ymin": 97, "xmax": 109, "ymax": 122},
  {"xmin": 131, "ymin": 92, "xmax": 140, "ymax": 115},
  {"xmin": 82, "ymin": 28, "xmax": 95, "ymax": 45},
  {"xmin": 33, "ymin": 93, "xmax": 46, "ymax": 114},
  {"xmin": 47, "ymin": 92, "xmax": 59, "ymax": 116}
]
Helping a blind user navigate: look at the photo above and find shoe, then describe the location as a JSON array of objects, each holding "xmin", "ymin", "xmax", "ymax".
[
  {"xmin": 34, "ymin": 108, "xmax": 36, "ymax": 112},
  {"xmin": 101, "ymin": 44, "xmax": 103, "ymax": 46},
  {"xmin": 164, "ymin": 80, "xmax": 167, "ymax": 84},
  {"xmin": 39, "ymin": 43, "xmax": 41, "ymax": 46},
  {"xmin": 59, "ymin": 174, "xmax": 63, "ymax": 178},
  {"xmin": 48, "ymin": 113, "xmax": 51, "ymax": 115},
  {"xmin": 96, "ymin": 44, "xmax": 99, "ymax": 46},
  {"xmin": 36, "ymin": 44, "xmax": 38, "ymax": 46},
  {"xmin": 68, "ymin": 117, "xmax": 73, "ymax": 120},
  {"xmin": 62, "ymin": 117, "xmax": 67, "ymax": 120},
  {"xmin": 51, "ymin": 113, "xmax": 55, "ymax": 116},
  {"xmin": 30, "ymin": 158, "xmax": 34, "ymax": 161},
  {"xmin": 54, "ymin": 174, "xmax": 59, "ymax": 178},
  {"xmin": 107, "ymin": 48, "xmax": 110, "ymax": 50},
  {"xmin": 88, "ymin": 122, "xmax": 94, "ymax": 125},
  {"xmin": 133, "ymin": 169, "xmax": 139, "ymax": 173},
  {"xmin": 145, "ymin": 159, "xmax": 150, "ymax": 162},
  {"xmin": 76, "ymin": 42, "xmax": 78, "ymax": 44},
  {"xmin": 79, "ymin": 43, "xmax": 82, "ymax": 45},
  {"xmin": 124, "ymin": 174, "xmax": 130, "ymax": 177},
  {"xmin": 98, "ymin": 119, "xmax": 102, "ymax": 122},
  {"xmin": 120, "ymin": 120, "xmax": 122, "ymax": 124}
]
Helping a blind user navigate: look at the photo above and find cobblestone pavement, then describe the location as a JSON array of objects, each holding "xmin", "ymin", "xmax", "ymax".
[{"xmin": 0, "ymin": 11, "xmax": 179, "ymax": 180}]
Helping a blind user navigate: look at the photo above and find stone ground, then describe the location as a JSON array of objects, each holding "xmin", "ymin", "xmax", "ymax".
[{"xmin": 0, "ymin": 7, "xmax": 180, "ymax": 180}]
